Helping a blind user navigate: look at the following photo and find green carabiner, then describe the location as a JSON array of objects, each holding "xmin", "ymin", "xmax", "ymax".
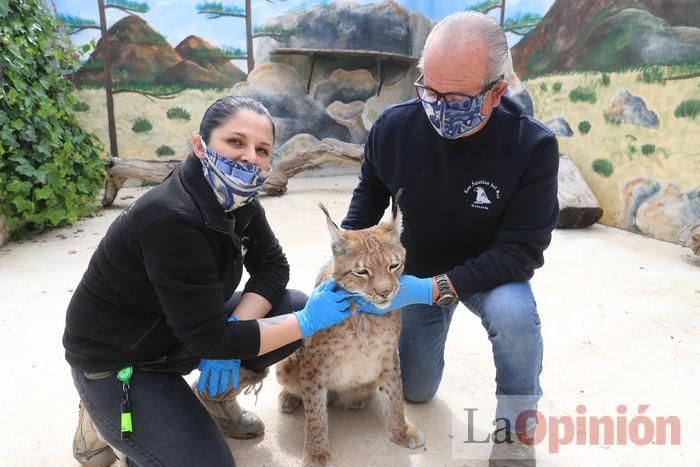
[{"xmin": 117, "ymin": 366, "xmax": 133, "ymax": 385}]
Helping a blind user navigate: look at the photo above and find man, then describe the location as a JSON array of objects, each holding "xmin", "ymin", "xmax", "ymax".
[{"xmin": 343, "ymin": 11, "xmax": 559, "ymax": 467}]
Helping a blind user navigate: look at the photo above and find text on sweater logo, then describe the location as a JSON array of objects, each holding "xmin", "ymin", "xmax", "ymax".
[{"xmin": 464, "ymin": 180, "xmax": 500, "ymax": 210}]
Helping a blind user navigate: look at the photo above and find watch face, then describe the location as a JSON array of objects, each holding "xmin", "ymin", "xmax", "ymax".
[{"xmin": 437, "ymin": 294, "xmax": 456, "ymax": 307}]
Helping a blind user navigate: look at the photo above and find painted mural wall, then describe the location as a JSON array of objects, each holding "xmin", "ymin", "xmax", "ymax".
[{"xmin": 55, "ymin": 0, "xmax": 700, "ymax": 246}]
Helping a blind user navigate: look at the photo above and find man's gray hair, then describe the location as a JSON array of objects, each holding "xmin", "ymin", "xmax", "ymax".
[{"xmin": 418, "ymin": 11, "xmax": 509, "ymax": 86}]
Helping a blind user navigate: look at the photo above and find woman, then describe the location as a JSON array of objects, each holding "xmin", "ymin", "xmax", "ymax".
[{"xmin": 63, "ymin": 96, "xmax": 352, "ymax": 466}]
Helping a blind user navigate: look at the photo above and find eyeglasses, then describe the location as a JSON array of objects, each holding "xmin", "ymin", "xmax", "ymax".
[{"xmin": 414, "ymin": 74, "xmax": 504, "ymax": 109}]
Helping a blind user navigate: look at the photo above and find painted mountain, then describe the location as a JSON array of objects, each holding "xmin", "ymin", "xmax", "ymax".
[
  {"xmin": 157, "ymin": 36, "xmax": 247, "ymax": 87},
  {"xmin": 75, "ymin": 15, "xmax": 246, "ymax": 88},
  {"xmin": 511, "ymin": 0, "xmax": 700, "ymax": 78}
]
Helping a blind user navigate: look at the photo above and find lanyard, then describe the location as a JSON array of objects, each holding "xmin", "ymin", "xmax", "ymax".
[{"xmin": 116, "ymin": 367, "xmax": 133, "ymax": 440}]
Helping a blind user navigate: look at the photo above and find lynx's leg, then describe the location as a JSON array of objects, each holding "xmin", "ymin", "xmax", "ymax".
[
  {"xmin": 276, "ymin": 352, "xmax": 303, "ymax": 413},
  {"xmin": 378, "ymin": 349, "xmax": 425, "ymax": 449},
  {"xmin": 301, "ymin": 367, "xmax": 333, "ymax": 467}
]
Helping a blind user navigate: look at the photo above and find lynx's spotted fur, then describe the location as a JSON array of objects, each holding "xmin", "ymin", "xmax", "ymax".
[{"xmin": 276, "ymin": 201, "xmax": 424, "ymax": 467}]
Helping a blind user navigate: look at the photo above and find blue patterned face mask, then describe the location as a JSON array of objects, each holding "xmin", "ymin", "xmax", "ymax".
[
  {"xmin": 415, "ymin": 74, "xmax": 503, "ymax": 139},
  {"xmin": 199, "ymin": 138, "xmax": 270, "ymax": 211}
]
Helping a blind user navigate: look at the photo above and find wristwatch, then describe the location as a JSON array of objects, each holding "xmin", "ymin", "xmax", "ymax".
[{"xmin": 433, "ymin": 273, "xmax": 457, "ymax": 307}]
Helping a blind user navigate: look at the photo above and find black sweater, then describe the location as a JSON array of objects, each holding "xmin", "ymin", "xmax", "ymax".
[
  {"xmin": 342, "ymin": 97, "xmax": 559, "ymax": 299},
  {"xmin": 63, "ymin": 155, "xmax": 289, "ymax": 372}
]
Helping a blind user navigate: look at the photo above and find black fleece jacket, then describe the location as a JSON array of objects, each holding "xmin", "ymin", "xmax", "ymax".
[
  {"xmin": 63, "ymin": 155, "xmax": 289, "ymax": 372},
  {"xmin": 342, "ymin": 96, "xmax": 559, "ymax": 299}
]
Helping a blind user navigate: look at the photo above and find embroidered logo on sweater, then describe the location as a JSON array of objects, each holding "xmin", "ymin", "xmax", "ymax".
[{"xmin": 464, "ymin": 180, "xmax": 501, "ymax": 210}]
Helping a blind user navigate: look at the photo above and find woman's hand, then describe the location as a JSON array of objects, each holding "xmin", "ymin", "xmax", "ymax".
[
  {"xmin": 293, "ymin": 280, "xmax": 353, "ymax": 337},
  {"xmin": 196, "ymin": 316, "xmax": 240, "ymax": 396}
]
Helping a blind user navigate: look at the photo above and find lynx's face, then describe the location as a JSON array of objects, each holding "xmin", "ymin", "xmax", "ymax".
[
  {"xmin": 318, "ymin": 203, "xmax": 405, "ymax": 309},
  {"xmin": 332, "ymin": 227, "xmax": 406, "ymax": 308}
]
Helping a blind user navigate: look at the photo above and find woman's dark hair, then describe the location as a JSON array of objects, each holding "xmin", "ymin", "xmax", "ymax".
[{"xmin": 199, "ymin": 95, "xmax": 275, "ymax": 143}]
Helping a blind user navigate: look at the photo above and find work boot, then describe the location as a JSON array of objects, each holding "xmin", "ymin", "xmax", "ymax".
[
  {"xmin": 73, "ymin": 402, "xmax": 117, "ymax": 467},
  {"xmin": 489, "ymin": 428, "xmax": 536, "ymax": 467},
  {"xmin": 193, "ymin": 367, "xmax": 268, "ymax": 439}
]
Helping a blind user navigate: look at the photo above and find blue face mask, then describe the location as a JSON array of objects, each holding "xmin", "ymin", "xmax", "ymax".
[
  {"xmin": 420, "ymin": 96, "xmax": 489, "ymax": 139},
  {"xmin": 415, "ymin": 74, "xmax": 503, "ymax": 139},
  {"xmin": 199, "ymin": 138, "xmax": 270, "ymax": 211}
]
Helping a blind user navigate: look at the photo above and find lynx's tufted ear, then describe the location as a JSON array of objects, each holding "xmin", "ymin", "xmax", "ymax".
[
  {"xmin": 387, "ymin": 188, "xmax": 404, "ymax": 242},
  {"xmin": 319, "ymin": 203, "xmax": 347, "ymax": 256}
]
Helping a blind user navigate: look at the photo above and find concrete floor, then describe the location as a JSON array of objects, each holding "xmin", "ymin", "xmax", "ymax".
[{"xmin": 0, "ymin": 175, "xmax": 698, "ymax": 467}]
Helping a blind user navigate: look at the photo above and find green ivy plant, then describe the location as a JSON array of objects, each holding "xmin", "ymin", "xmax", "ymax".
[{"xmin": 0, "ymin": 0, "xmax": 106, "ymax": 237}]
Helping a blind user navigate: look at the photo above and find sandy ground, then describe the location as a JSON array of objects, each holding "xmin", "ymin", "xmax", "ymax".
[{"xmin": 0, "ymin": 175, "xmax": 698, "ymax": 467}]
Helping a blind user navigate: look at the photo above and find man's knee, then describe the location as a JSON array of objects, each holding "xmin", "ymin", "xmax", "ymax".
[
  {"xmin": 401, "ymin": 369, "xmax": 441, "ymax": 403},
  {"xmin": 403, "ymin": 384, "xmax": 438, "ymax": 403}
]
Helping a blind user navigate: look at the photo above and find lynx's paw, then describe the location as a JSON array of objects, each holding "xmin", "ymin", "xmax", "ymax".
[
  {"xmin": 303, "ymin": 450, "xmax": 333, "ymax": 467},
  {"xmin": 391, "ymin": 422, "xmax": 425, "ymax": 449},
  {"xmin": 278, "ymin": 390, "xmax": 302, "ymax": 413}
]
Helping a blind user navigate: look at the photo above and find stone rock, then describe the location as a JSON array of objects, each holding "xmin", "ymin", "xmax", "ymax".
[
  {"xmin": 504, "ymin": 50, "xmax": 534, "ymax": 116},
  {"xmin": 635, "ymin": 182, "xmax": 691, "ymax": 242},
  {"xmin": 314, "ymin": 69, "xmax": 377, "ymax": 107},
  {"xmin": 232, "ymin": 63, "xmax": 350, "ymax": 147},
  {"xmin": 261, "ymin": 1, "xmax": 412, "ymax": 54},
  {"xmin": 546, "ymin": 116, "xmax": 574, "ymax": 137},
  {"xmin": 606, "ymin": 89, "xmax": 660, "ymax": 129},
  {"xmin": 362, "ymin": 70, "xmax": 416, "ymax": 130},
  {"xmin": 507, "ymin": 89, "xmax": 535, "ymax": 117},
  {"xmin": 556, "ymin": 154, "xmax": 603, "ymax": 228},
  {"xmin": 326, "ymin": 101, "xmax": 368, "ymax": 144},
  {"xmin": 619, "ymin": 177, "xmax": 661, "ymax": 231}
]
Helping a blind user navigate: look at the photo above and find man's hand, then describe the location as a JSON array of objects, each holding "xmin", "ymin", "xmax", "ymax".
[{"xmin": 356, "ymin": 275, "xmax": 433, "ymax": 315}]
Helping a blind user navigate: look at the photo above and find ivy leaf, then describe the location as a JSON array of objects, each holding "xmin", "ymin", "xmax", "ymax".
[
  {"xmin": 12, "ymin": 196, "xmax": 33, "ymax": 213},
  {"xmin": 76, "ymin": 177, "xmax": 90, "ymax": 193},
  {"xmin": 46, "ymin": 208, "xmax": 67, "ymax": 226},
  {"xmin": 15, "ymin": 163, "xmax": 36, "ymax": 178},
  {"xmin": 6, "ymin": 179, "xmax": 30, "ymax": 193},
  {"xmin": 34, "ymin": 185, "xmax": 53, "ymax": 200}
]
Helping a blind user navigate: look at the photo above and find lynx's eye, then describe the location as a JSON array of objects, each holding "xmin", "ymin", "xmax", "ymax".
[
  {"xmin": 352, "ymin": 268, "xmax": 370, "ymax": 277},
  {"xmin": 388, "ymin": 262, "xmax": 402, "ymax": 272}
]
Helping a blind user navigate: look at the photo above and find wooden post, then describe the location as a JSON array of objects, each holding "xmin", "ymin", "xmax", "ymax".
[
  {"xmin": 306, "ymin": 52, "xmax": 316, "ymax": 94},
  {"xmin": 97, "ymin": 0, "xmax": 118, "ymax": 158},
  {"xmin": 245, "ymin": 0, "xmax": 254, "ymax": 72}
]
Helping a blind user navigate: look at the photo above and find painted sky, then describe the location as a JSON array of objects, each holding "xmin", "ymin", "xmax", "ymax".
[{"xmin": 57, "ymin": 0, "xmax": 555, "ymax": 68}]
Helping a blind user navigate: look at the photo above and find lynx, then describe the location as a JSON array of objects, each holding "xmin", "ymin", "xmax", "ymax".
[{"xmin": 276, "ymin": 201, "xmax": 424, "ymax": 467}]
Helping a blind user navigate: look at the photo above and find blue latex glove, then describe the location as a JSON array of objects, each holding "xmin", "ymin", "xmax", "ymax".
[
  {"xmin": 356, "ymin": 275, "xmax": 433, "ymax": 315},
  {"xmin": 293, "ymin": 280, "xmax": 353, "ymax": 338},
  {"xmin": 197, "ymin": 316, "xmax": 241, "ymax": 397}
]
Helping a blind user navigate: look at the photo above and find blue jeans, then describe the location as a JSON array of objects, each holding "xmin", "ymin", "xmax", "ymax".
[
  {"xmin": 399, "ymin": 281, "xmax": 543, "ymax": 432},
  {"xmin": 71, "ymin": 289, "xmax": 307, "ymax": 467}
]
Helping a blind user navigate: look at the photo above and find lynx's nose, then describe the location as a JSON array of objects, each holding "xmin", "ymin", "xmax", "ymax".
[{"xmin": 374, "ymin": 287, "xmax": 392, "ymax": 299}]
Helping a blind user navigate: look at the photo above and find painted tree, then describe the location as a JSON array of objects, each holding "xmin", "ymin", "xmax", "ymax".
[
  {"xmin": 59, "ymin": 0, "xmax": 180, "ymax": 158},
  {"xmin": 466, "ymin": 0, "xmax": 541, "ymax": 34},
  {"xmin": 96, "ymin": 0, "xmax": 151, "ymax": 157},
  {"xmin": 57, "ymin": 15, "xmax": 100, "ymax": 34},
  {"xmin": 197, "ymin": 1, "xmax": 288, "ymax": 72}
]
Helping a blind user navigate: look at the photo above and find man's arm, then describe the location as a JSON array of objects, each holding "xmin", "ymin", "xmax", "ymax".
[{"xmin": 341, "ymin": 121, "xmax": 392, "ymax": 230}]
